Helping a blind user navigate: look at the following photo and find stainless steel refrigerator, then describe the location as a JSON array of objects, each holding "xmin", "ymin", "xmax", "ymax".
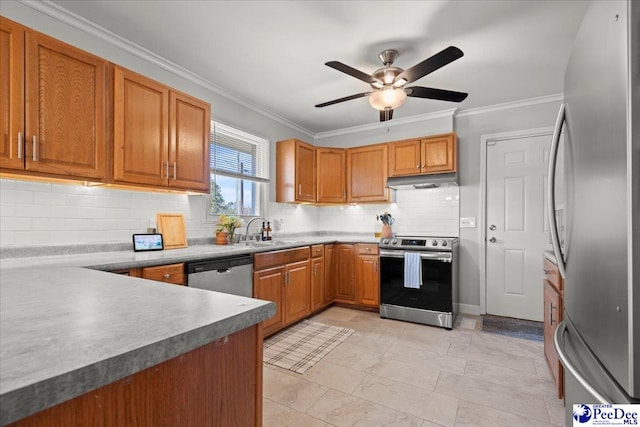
[{"xmin": 547, "ymin": 0, "xmax": 639, "ymax": 425}]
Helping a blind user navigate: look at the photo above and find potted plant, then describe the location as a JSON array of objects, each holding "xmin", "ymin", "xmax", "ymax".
[{"xmin": 216, "ymin": 215, "xmax": 243, "ymax": 245}]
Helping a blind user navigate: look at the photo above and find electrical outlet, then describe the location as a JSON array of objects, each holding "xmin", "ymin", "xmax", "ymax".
[{"xmin": 460, "ymin": 217, "xmax": 476, "ymax": 228}]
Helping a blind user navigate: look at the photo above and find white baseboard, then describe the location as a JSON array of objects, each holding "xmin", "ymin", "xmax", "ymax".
[{"xmin": 456, "ymin": 303, "xmax": 481, "ymax": 316}]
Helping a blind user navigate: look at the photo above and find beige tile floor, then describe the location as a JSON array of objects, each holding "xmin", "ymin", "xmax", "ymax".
[{"xmin": 263, "ymin": 306, "xmax": 565, "ymax": 427}]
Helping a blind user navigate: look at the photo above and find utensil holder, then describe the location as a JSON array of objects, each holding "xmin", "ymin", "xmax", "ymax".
[{"xmin": 381, "ymin": 224, "xmax": 393, "ymax": 238}]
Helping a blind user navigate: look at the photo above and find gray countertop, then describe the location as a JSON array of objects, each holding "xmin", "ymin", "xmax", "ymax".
[
  {"xmin": 0, "ymin": 234, "xmax": 378, "ymax": 271},
  {"xmin": 0, "ymin": 233, "xmax": 376, "ymax": 424}
]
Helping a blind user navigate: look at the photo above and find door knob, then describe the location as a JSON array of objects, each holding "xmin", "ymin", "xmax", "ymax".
[
  {"xmin": 489, "ymin": 225, "xmax": 496, "ymax": 231},
  {"xmin": 489, "ymin": 237, "xmax": 497, "ymax": 243}
]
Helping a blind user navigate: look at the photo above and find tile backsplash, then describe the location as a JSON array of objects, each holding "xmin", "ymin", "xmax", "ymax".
[{"xmin": 0, "ymin": 178, "xmax": 458, "ymax": 248}]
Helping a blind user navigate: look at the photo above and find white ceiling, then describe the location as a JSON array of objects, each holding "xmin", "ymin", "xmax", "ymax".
[{"xmin": 49, "ymin": 0, "xmax": 589, "ymax": 135}]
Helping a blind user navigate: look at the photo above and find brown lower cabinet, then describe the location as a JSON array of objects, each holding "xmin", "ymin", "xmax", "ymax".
[
  {"xmin": 254, "ymin": 247, "xmax": 311, "ymax": 336},
  {"xmin": 8, "ymin": 325, "xmax": 264, "ymax": 427},
  {"xmin": 543, "ymin": 257, "xmax": 564, "ymax": 399},
  {"xmin": 334, "ymin": 244, "xmax": 356, "ymax": 303},
  {"xmin": 254, "ymin": 243, "xmax": 380, "ymax": 336}
]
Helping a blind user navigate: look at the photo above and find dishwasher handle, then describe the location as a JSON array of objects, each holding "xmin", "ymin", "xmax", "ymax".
[{"xmin": 186, "ymin": 255, "xmax": 252, "ymax": 274}]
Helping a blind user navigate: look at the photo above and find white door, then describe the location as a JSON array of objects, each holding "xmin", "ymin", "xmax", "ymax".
[{"xmin": 485, "ymin": 133, "xmax": 552, "ymax": 321}]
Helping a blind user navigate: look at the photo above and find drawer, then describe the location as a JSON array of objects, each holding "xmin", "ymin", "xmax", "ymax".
[
  {"xmin": 254, "ymin": 246, "xmax": 310, "ymax": 271},
  {"xmin": 543, "ymin": 258, "xmax": 562, "ymax": 292},
  {"xmin": 356, "ymin": 243, "xmax": 379, "ymax": 255},
  {"xmin": 142, "ymin": 263, "xmax": 185, "ymax": 285},
  {"xmin": 311, "ymin": 244, "xmax": 324, "ymax": 258}
]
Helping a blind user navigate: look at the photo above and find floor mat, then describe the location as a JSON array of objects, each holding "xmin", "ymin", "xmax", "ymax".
[
  {"xmin": 482, "ymin": 315, "xmax": 544, "ymax": 341},
  {"xmin": 263, "ymin": 320, "xmax": 355, "ymax": 374}
]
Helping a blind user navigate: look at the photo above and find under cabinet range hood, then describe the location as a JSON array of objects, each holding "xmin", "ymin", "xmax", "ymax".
[{"xmin": 386, "ymin": 172, "xmax": 458, "ymax": 189}]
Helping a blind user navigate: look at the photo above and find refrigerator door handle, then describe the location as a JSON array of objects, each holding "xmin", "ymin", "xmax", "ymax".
[
  {"xmin": 547, "ymin": 103, "xmax": 567, "ymax": 279},
  {"xmin": 554, "ymin": 321, "xmax": 610, "ymax": 404}
]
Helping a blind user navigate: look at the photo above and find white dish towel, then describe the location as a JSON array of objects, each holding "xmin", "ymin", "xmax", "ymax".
[{"xmin": 404, "ymin": 252, "xmax": 422, "ymax": 289}]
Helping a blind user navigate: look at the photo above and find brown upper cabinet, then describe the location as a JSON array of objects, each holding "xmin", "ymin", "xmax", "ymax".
[
  {"xmin": 388, "ymin": 133, "xmax": 457, "ymax": 176},
  {"xmin": 0, "ymin": 17, "xmax": 107, "ymax": 180},
  {"xmin": 276, "ymin": 139, "xmax": 316, "ymax": 203},
  {"xmin": 347, "ymin": 143, "xmax": 391, "ymax": 203},
  {"xmin": 316, "ymin": 147, "xmax": 346, "ymax": 203},
  {"xmin": 113, "ymin": 66, "xmax": 210, "ymax": 192}
]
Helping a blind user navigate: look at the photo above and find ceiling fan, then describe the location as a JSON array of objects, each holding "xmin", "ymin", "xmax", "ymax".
[{"xmin": 315, "ymin": 46, "xmax": 468, "ymax": 122}]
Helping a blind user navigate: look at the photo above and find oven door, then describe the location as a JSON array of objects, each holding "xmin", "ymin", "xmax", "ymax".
[{"xmin": 379, "ymin": 250, "xmax": 453, "ymax": 313}]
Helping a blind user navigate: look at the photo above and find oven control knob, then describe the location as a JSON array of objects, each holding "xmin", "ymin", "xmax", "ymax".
[
  {"xmin": 391, "ymin": 239, "xmax": 397, "ymax": 245},
  {"xmin": 441, "ymin": 240, "xmax": 448, "ymax": 247},
  {"xmin": 431, "ymin": 240, "xmax": 438, "ymax": 246},
  {"xmin": 382, "ymin": 239, "xmax": 389, "ymax": 245}
]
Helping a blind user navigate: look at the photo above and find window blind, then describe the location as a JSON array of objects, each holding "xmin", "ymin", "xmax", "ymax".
[{"xmin": 210, "ymin": 122, "xmax": 269, "ymax": 182}]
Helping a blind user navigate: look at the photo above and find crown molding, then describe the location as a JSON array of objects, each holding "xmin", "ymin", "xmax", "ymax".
[
  {"xmin": 20, "ymin": 0, "xmax": 315, "ymax": 138},
  {"xmin": 314, "ymin": 108, "xmax": 458, "ymax": 140},
  {"xmin": 455, "ymin": 93, "xmax": 563, "ymax": 118}
]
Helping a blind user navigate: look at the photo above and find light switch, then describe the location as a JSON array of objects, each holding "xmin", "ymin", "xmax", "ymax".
[{"xmin": 460, "ymin": 217, "xmax": 476, "ymax": 228}]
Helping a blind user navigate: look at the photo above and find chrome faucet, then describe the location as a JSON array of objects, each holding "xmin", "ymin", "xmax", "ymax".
[{"xmin": 243, "ymin": 217, "xmax": 268, "ymax": 241}]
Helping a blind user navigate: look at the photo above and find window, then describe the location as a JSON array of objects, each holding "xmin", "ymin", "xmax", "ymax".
[{"xmin": 209, "ymin": 121, "xmax": 269, "ymax": 217}]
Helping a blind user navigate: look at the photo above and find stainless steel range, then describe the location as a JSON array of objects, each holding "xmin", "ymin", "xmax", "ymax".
[{"xmin": 379, "ymin": 236, "xmax": 458, "ymax": 329}]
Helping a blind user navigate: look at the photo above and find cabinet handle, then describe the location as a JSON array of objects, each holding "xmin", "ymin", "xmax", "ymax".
[
  {"xmin": 165, "ymin": 161, "xmax": 170, "ymax": 179},
  {"xmin": 32, "ymin": 136, "xmax": 37, "ymax": 161},
  {"xmin": 163, "ymin": 273, "xmax": 171, "ymax": 279},
  {"xmin": 17, "ymin": 132, "xmax": 22, "ymax": 159},
  {"xmin": 421, "ymin": 164, "xmax": 425, "ymax": 168},
  {"xmin": 366, "ymin": 247, "xmax": 371, "ymax": 252},
  {"xmin": 416, "ymin": 165, "xmax": 420, "ymax": 169},
  {"xmin": 374, "ymin": 261, "xmax": 378, "ymax": 273},
  {"xmin": 298, "ymin": 184, "xmax": 301, "ymax": 195},
  {"xmin": 173, "ymin": 161, "xmax": 177, "ymax": 180},
  {"xmin": 549, "ymin": 302, "xmax": 554, "ymax": 325}
]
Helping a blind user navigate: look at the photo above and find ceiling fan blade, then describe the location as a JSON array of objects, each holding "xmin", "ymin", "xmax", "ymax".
[
  {"xmin": 405, "ymin": 86, "xmax": 468, "ymax": 102},
  {"xmin": 379, "ymin": 109, "xmax": 394, "ymax": 122},
  {"xmin": 325, "ymin": 61, "xmax": 382, "ymax": 85},
  {"xmin": 315, "ymin": 92, "xmax": 372, "ymax": 108},
  {"xmin": 396, "ymin": 46, "xmax": 464, "ymax": 84}
]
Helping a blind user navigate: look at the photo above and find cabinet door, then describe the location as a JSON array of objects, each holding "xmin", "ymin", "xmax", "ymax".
[
  {"xmin": 284, "ymin": 260, "xmax": 311, "ymax": 324},
  {"xmin": 311, "ymin": 256, "xmax": 325, "ymax": 311},
  {"xmin": 0, "ymin": 17, "xmax": 25, "ymax": 171},
  {"xmin": 254, "ymin": 267, "xmax": 285, "ymax": 335},
  {"xmin": 169, "ymin": 91, "xmax": 210, "ymax": 192},
  {"xmin": 324, "ymin": 244, "xmax": 336, "ymax": 303},
  {"xmin": 296, "ymin": 141, "xmax": 316, "ymax": 202},
  {"xmin": 347, "ymin": 144, "xmax": 389, "ymax": 203},
  {"xmin": 113, "ymin": 66, "xmax": 169, "ymax": 187},
  {"xmin": 544, "ymin": 279, "xmax": 564, "ymax": 398},
  {"xmin": 316, "ymin": 148, "xmax": 346, "ymax": 203},
  {"xmin": 356, "ymin": 254, "xmax": 380, "ymax": 307},
  {"xmin": 335, "ymin": 244, "xmax": 355, "ymax": 302},
  {"xmin": 421, "ymin": 133, "xmax": 456, "ymax": 173},
  {"xmin": 388, "ymin": 139, "xmax": 421, "ymax": 177},
  {"xmin": 276, "ymin": 138, "xmax": 316, "ymax": 203},
  {"xmin": 24, "ymin": 31, "xmax": 107, "ymax": 179}
]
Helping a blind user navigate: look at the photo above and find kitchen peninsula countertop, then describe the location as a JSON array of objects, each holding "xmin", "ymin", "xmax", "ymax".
[
  {"xmin": 0, "ymin": 233, "xmax": 378, "ymax": 424},
  {"xmin": 0, "ymin": 267, "xmax": 275, "ymax": 425}
]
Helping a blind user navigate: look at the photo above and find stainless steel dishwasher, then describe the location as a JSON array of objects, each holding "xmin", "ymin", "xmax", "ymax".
[{"xmin": 185, "ymin": 254, "xmax": 253, "ymax": 297}]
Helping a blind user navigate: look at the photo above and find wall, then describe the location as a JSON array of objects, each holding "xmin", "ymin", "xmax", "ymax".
[{"xmin": 454, "ymin": 99, "xmax": 561, "ymax": 312}]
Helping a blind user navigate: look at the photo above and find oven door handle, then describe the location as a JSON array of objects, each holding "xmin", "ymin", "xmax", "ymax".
[{"xmin": 379, "ymin": 250, "xmax": 452, "ymax": 262}]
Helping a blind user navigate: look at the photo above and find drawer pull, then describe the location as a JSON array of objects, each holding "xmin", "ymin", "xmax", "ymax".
[{"xmin": 163, "ymin": 273, "xmax": 171, "ymax": 279}]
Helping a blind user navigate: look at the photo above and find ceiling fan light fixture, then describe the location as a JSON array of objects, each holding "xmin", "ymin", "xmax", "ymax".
[
  {"xmin": 393, "ymin": 78, "xmax": 407, "ymax": 88},
  {"xmin": 369, "ymin": 87, "xmax": 407, "ymax": 111}
]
